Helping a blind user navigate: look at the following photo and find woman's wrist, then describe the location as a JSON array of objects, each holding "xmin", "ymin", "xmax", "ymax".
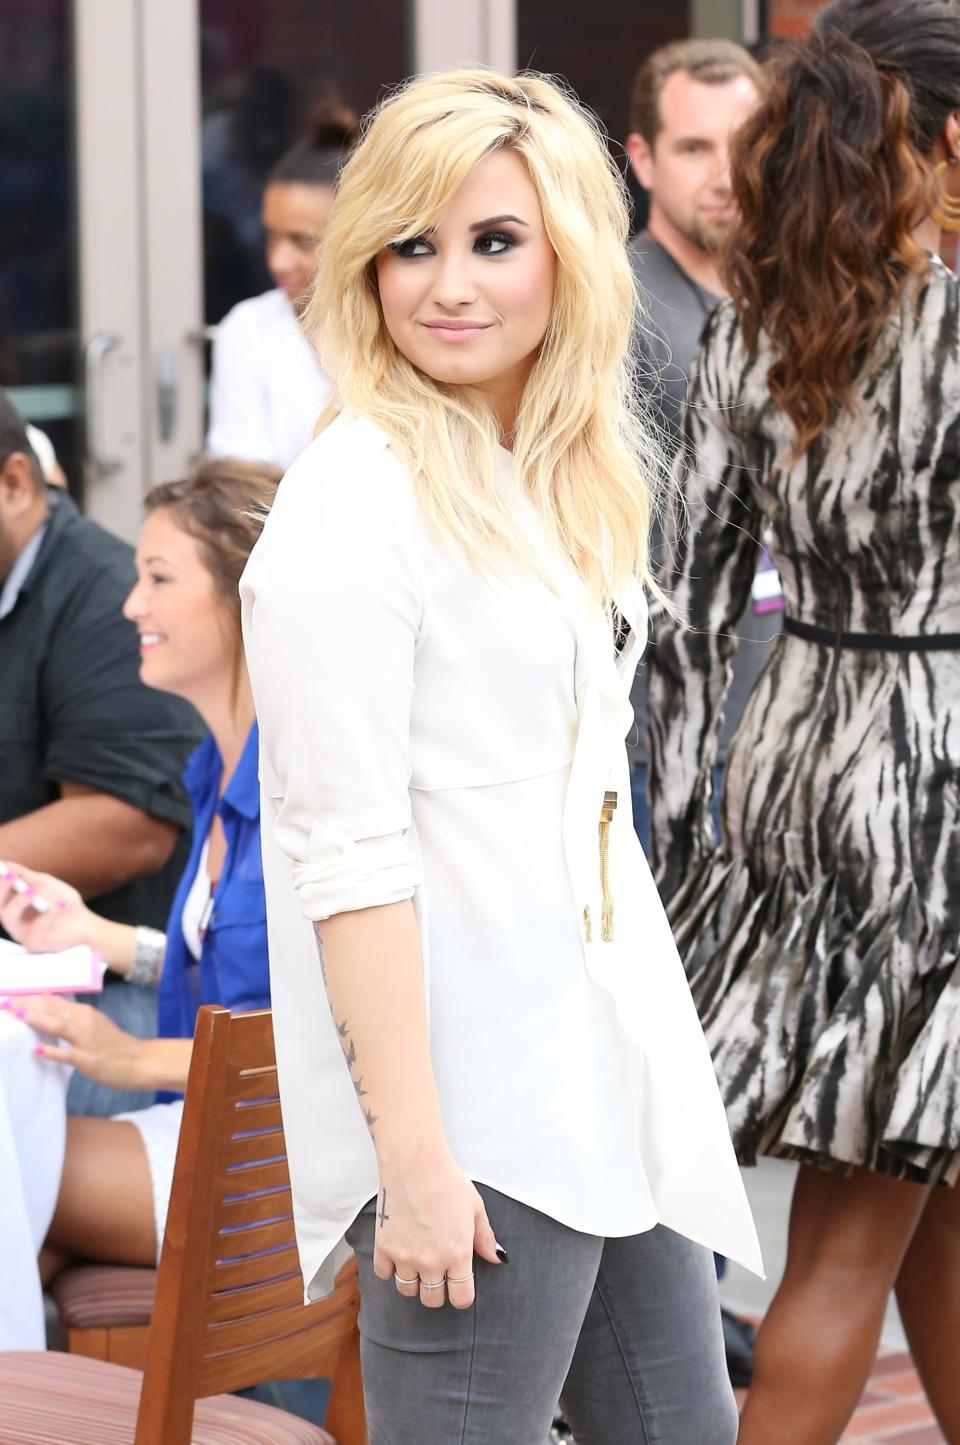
[
  {"xmin": 88, "ymin": 917, "xmax": 140, "ymax": 975},
  {"xmin": 133, "ymin": 1037, "xmax": 193, "ymax": 1093},
  {"xmin": 375, "ymin": 1128, "xmax": 455, "ymax": 1182}
]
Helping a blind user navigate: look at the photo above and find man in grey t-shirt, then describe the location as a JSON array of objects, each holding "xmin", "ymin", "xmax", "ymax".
[{"xmin": 624, "ymin": 39, "xmax": 780, "ymax": 853}]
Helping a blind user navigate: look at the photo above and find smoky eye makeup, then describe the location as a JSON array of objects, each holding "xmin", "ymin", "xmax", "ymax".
[
  {"xmin": 386, "ymin": 234, "xmax": 433, "ymax": 258},
  {"xmin": 386, "ymin": 227, "xmax": 521, "ymax": 259},
  {"xmin": 473, "ymin": 228, "xmax": 520, "ymax": 254}
]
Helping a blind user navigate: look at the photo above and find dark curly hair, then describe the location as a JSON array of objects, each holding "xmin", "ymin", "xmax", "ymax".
[{"xmin": 725, "ymin": 0, "xmax": 960, "ymax": 458}]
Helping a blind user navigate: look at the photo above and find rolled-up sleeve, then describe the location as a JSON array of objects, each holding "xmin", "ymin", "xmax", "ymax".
[{"xmin": 240, "ymin": 434, "xmax": 424, "ymax": 921}]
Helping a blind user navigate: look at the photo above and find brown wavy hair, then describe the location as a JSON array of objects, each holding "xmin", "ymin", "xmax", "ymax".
[
  {"xmin": 144, "ymin": 457, "xmax": 282, "ymax": 711},
  {"xmin": 726, "ymin": 0, "xmax": 960, "ymax": 458}
]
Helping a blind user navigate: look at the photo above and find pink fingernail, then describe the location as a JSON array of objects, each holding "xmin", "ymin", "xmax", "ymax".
[
  {"xmin": 56, "ymin": 900, "xmax": 67, "ymax": 911},
  {"xmin": 0, "ymin": 998, "xmax": 10, "ymax": 1010},
  {"xmin": 24, "ymin": 885, "xmax": 36, "ymax": 897},
  {"xmin": 34, "ymin": 1044, "xmax": 45, "ymax": 1057},
  {"xmin": 14, "ymin": 1008, "xmax": 26, "ymax": 1019}
]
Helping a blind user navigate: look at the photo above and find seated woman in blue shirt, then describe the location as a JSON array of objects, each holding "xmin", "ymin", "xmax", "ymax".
[{"xmin": 0, "ymin": 459, "xmax": 279, "ymax": 1276}]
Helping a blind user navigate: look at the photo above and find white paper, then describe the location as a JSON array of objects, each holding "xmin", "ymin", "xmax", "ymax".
[{"xmin": 0, "ymin": 939, "xmax": 104, "ymax": 995}]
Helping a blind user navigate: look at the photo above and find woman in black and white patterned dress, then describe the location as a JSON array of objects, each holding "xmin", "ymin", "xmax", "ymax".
[{"xmin": 646, "ymin": 3, "xmax": 960, "ymax": 1440}]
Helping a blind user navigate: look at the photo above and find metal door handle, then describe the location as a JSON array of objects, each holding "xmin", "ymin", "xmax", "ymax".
[
  {"xmin": 84, "ymin": 331, "xmax": 123, "ymax": 476},
  {"xmin": 157, "ymin": 347, "xmax": 177, "ymax": 441}
]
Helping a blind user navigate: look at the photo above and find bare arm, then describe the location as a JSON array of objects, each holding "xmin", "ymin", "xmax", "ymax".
[
  {"xmin": 0, "ymin": 782, "xmax": 178, "ymax": 900},
  {"xmin": 316, "ymin": 902, "xmax": 446, "ymax": 1163},
  {"xmin": 317, "ymin": 901, "xmax": 502, "ymax": 1309}
]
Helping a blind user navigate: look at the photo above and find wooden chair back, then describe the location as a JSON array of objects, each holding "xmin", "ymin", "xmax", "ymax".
[{"xmin": 133, "ymin": 1005, "xmax": 365, "ymax": 1444}]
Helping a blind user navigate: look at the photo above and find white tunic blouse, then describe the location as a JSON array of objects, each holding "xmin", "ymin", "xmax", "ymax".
[
  {"xmin": 207, "ymin": 288, "xmax": 330, "ymax": 471},
  {"xmin": 240, "ymin": 410, "xmax": 762, "ymax": 1302}
]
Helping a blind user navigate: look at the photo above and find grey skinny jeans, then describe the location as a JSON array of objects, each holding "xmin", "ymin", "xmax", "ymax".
[{"xmin": 345, "ymin": 1184, "xmax": 738, "ymax": 1445}]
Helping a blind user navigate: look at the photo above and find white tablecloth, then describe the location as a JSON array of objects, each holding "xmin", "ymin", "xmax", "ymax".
[{"xmin": 0, "ymin": 1012, "xmax": 70, "ymax": 1350}]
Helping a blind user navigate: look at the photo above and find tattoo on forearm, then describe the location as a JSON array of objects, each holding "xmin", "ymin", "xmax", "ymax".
[
  {"xmin": 313, "ymin": 931, "xmax": 381, "ymax": 1141},
  {"xmin": 334, "ymin": 1016, "xmax": 379, "ymax": 1138}
]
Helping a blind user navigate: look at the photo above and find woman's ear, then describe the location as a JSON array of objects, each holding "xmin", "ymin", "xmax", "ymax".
[
  {"xmin": 944, "ymin": 109, "xmax": 960, "ymax": 164},
  {"xmin": 625, "ymin": 132, "xmax": 655, "ymax": 192}
]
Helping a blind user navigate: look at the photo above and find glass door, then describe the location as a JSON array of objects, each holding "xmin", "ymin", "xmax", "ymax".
[
  {"xmin": 2, "ymin": 0, "xmax": 205, "ymax": 540},
  {"xmin": 0, "ymin": 0, "xmax": 81, "ymax": 490},
  {"xmin": 75, "ymin": 0, "xmax": 204, "ymax": 540}
]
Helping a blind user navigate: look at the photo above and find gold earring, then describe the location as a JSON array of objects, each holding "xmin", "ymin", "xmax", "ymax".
[{"xmin": 931, "ymin": 158, "xmax": 960, "ymax": 232}]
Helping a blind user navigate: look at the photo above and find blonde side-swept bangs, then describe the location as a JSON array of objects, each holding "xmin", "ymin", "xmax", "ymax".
[{"xmin": 303, "ymin": 67, "xmax": 667, "ymax": 609}]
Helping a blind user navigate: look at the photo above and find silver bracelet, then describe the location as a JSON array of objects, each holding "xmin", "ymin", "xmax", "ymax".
[{"xmin": 128, "ymin": 926, "xmax": 166, "ymax": 986}]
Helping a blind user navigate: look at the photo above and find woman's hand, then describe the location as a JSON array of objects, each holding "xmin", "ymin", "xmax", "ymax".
[
  {"xmin": 0, "ymin": 863, "xmax": 97, "ymax": 954},
  {"xmin": 5, "ymin": 995, "xmax": 146, "ymax": 1089},
  {"xmin": 374, "ymin": 1149, "xmax": 504, "ymax": 1310}
]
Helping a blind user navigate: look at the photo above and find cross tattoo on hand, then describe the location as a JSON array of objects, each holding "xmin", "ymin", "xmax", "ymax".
[{"xmin": 378, "ymin": 1189, "xmax": 389, "ymax": 1227}]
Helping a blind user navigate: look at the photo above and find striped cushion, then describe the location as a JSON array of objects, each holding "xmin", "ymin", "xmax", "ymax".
[
  {"xmin": 0, "ymin": 1352, "xmax": 332, "ymax": 1444},
  {"xmin": 52, "ymin": 1265, "xmax": 157, "ymax": 1328}
]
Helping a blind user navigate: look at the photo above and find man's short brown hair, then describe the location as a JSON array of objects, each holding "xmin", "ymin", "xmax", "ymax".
[{"xmin": 629, "ymin": 39, "xmax": 763, "ymax": 144}]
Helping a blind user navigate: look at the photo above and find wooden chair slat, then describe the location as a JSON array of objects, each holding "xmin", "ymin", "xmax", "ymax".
[
  {"xmin": 224, "ymin": 1068, "xmax": 280, "ymax": 1107},
  {"xmin": 216, "ymin": 1158, "xmax": 290, "ymax": 1199},
  {"xmin": 225, "ymin": 1097, "xmax": 283, "ymax": 1132},
  {"xmin": 206, "ymin": 1243, "xmax": 302, "ymax": 1292},
  {"xmin": 197, "ymin": 1265, "xmax": 361, "ymax": 1394},
  {"xmin": 205, "ymin": 1272, "xmax": 303, "ymax": 1324},
  {"xmin": 202, "ymin": 1300, "xmax": 325, "ymax": 1355},
  {"xmin": 214, "ymin": 1188, "xmax": 293, "ymax": 1231},
  {"xmin": 225, "ymin": 1023, "xmax": 279, "ymax": 1069},
  {"xmin": 219, "ymin": 1130, "xmax": 286, "ymax": 1169},
  {"xmin": 195, "ymin": 1325, "xmax": 345, "ymax": 1398},
  {"xmin": 212, "ymin": 1217, "xmax": 296, "ymax": 1266}
]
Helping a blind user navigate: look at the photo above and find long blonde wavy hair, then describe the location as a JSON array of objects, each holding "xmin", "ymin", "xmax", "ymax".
[{"xmin": 304, "ymin": 68, "xmax": 664, "ymax": 607}]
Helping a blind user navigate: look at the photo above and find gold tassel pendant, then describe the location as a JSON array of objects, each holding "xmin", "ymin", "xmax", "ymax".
[
  {"xmin": 583, "ymin": 791, "xmax": 618, "ymax": 944},
  {"xmin": 599, "ymin": 790, "xmax": 617, "ymax": 942}
]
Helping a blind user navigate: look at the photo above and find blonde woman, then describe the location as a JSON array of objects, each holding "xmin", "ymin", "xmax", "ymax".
[{"xmin": 241, "ymin": 69, "xmax": 760, "ymax": 1444}]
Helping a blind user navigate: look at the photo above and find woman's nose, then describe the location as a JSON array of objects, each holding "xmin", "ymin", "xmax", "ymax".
[
  {"xmin": 122, "ymin": 580, "xmax": 146, "ymax": 620},
  {"xmin": 268, "ymin": 237, "xmax": 307, "ymax": 280},
  {"xmin": 430, "ymin": 250, "xmax": 479, "ymax": 308}
]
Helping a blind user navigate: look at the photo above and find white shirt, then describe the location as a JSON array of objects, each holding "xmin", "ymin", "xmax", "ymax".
[
  {"xmin": 207, "ymin": 288, "xmax": 331, "ymax": 471},
  {"xmin": 180, "ymin": 839, "xmax": 213, "ymax": 961},
  {"xmin": 240, "ymin": 411, "xmax": 762, "ymax": 1302}
]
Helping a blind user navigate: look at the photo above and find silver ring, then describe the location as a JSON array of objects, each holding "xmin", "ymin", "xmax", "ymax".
[
  {"xmin": 445, "ymin": 1273, "xmax": 474, "ymax": 1285},
  {"xmin": 420, "ymin": 1278, "xmax": 445, "ymax": 1291},
  {"xmin": 394, "ymin": 1274, "xmax": 419, "ymax": 1287}
]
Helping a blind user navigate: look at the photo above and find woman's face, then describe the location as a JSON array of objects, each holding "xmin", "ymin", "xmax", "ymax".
[
  {"xmin": 262, "ymin": 181, "xmax": 334, "ymax": 310},
  {"xmin": 375, "ymin": 150, "xmax": 556, "ymax": 429},
  {"xmin": 123, "ymin": 508, "xmax": 235, "ymax": 706}
]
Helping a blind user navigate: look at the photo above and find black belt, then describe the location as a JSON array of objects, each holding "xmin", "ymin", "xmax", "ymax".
[{"xmin": 783, "ymin": 615, "xmax": 960, "ymax": 652}]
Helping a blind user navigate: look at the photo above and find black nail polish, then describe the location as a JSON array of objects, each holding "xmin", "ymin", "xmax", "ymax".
[{"xmin": 495, "ymin": 1244, "xmax": 509, "ymax": 1264}]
